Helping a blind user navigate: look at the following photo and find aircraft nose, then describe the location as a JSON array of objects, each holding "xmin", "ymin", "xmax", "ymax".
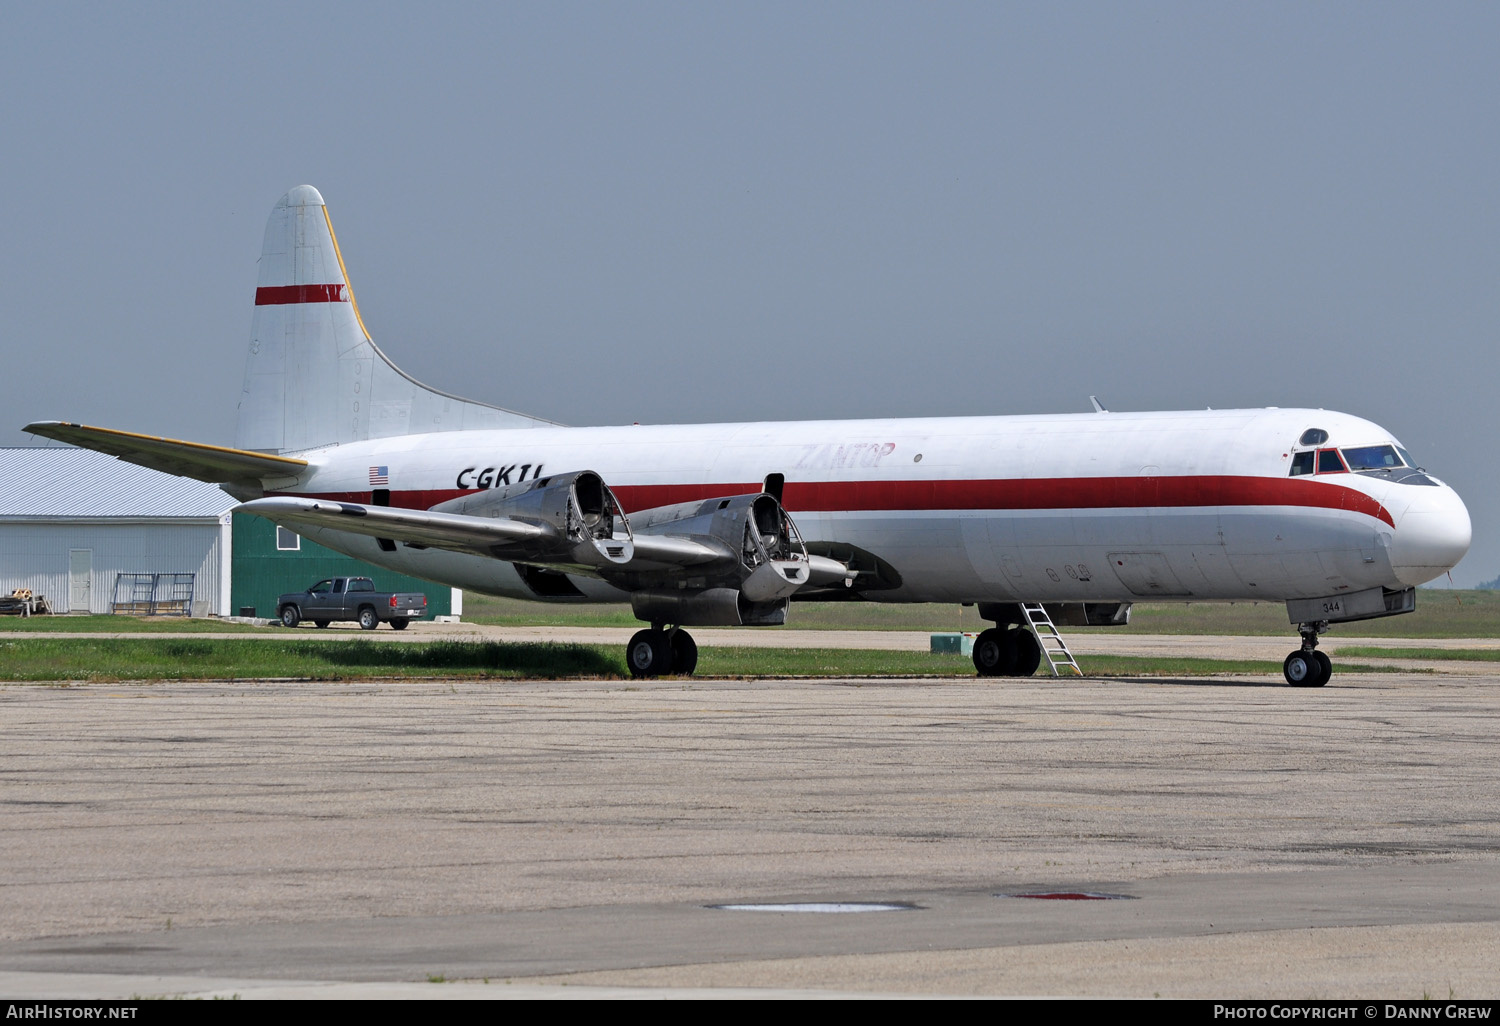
[{"xmin": 1388, "ymin": 482, "xmax": 1472, "ymax": 586}]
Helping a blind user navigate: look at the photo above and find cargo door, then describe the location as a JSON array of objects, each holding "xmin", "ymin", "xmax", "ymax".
[{"xmin": 1106, "ymin": 551, "xmax": 1193, "ymax": 597}]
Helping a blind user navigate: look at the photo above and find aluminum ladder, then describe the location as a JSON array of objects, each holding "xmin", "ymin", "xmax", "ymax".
[{"xmin": 1022, "ymin": 603, "xmax": 1082, "ymax": 676}]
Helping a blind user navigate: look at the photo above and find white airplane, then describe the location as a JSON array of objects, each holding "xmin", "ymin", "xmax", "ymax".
[{"xmin": 26, "ymin": 186, "xmax": 1472, "ymax": 686}]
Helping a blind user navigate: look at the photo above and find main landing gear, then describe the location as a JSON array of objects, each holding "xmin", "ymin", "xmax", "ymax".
[
  {"xmin": 626, "ymin": 625, "xmax": 699, "ymax": 678},
  {"xmin": 972, "ymin": 625, "xmax": 1043, "ymax": 677},
  {"xmin": 1283, "ymin": 621, "xmax": 1333, "ymax": 688}
]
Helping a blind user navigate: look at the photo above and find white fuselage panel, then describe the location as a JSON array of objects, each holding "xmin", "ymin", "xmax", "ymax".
[{"xmin": 274, "ymin": 407, "xmax": 1470, "ymax": 607}]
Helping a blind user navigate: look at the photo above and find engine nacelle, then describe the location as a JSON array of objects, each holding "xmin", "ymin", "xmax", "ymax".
[
  {"xmin": 617, "ymin": 491, "xmax": 851, "ymax": 625},
  {"xmin": 630, "ymin": 587, "xmax": 789, "ymax": 627},
  {"xmin": 429, "ymin": 470, "xmax": 633, "ymax": 567},
  {"xmin": 628, "ymin": 493, "xmax": 811, "ymax": 597}
]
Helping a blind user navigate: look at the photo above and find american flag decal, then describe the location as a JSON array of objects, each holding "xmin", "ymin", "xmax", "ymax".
[{"xmin": 369, "ymin": 466, "xmax": 389, "ymax": 487}]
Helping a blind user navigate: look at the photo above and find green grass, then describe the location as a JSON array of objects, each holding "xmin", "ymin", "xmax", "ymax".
[
  {"xmin": 0, "ymin": 614, "xmax": 265, "ymax": 633},
  {"xmin": 0, "ymin": 638, "xmax": 616, "ymax": 682},
  {"xmin": 0, "ymin": 637, "xmax": 1410, "ymax": 683},
  {"xmin": 1337, "ymin": 646, "xmax": 1500, "ymax": 662}
]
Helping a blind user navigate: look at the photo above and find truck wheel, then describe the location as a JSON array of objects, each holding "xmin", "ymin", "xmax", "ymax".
[
  {"xmin": 389, "ymin": 618, "xmax": 409, "ymax": 630},
  {"xmin": 358, "ymin": 607, "xmax": 379, "ymax": 630},
  {"xmin": 314, "ymin": 620, "xmax": 330, "ymax": 629},
  {"xmin": 279, "ymin": 605, "xmax": 300, "ymax": 628}
]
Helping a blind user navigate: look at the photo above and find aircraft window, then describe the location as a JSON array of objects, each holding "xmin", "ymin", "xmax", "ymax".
[
  {"xmin": 1342, "ymin": 445, "xmax": 1402, "ymax": 471},
  {"xmin": 1299, "ymin": 428, "xmax": 1329, "ymax": 446},
  {"xmin": 1397, "ymin": 446, "xmax": 1418, "ymax": 469},
  {"xmin": 1289, "ymin": 451, "xmax": 1315, "ymax": 476},
  {"xmin": 1317, "ymin": 449, "xmax": 1347, "ymax": 474}
]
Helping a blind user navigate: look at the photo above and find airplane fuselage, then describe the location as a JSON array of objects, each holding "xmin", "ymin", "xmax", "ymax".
[{"xmin": 270, "ymin": 406, "xmax": 1468, "ymax": 609}]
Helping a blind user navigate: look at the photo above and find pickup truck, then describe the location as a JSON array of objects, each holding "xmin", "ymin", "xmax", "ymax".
[{"xmin": 276, "ymin": 577, "xmax": 428, "ymax": 630}]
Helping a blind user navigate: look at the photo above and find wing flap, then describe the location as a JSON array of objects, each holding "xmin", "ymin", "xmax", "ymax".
[{"xmin": 24, "ymin": 422, "xmax": 307, "ymax": 484}]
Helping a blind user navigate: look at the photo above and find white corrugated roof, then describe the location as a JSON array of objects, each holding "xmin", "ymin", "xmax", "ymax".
[{"xmin": 0, "ymin": 448, "xmax": 238, "ymax": 519}]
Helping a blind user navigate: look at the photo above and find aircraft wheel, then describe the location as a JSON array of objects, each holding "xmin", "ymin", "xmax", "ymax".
[
  {"xmin": 1310, "ymin": 650, "xmax": 1332, "ymax": 687},
  {"xmin": 389, "ymin": 618, "xmax": 409, "ymax": 631},
  {"xmin": 1012, "ymin": 628, "xmax": 1043, "ymax": 677},
  {"xmin": 1283, "ymin": 650, "xmax": 1322, "ymax": 687},
  {"xmin": 358, "ymin": 607, "xmax": 379, "ymax": 631},
  {"xmin": 279, "ymin": 605, "xmax": 300, "ymax": 629},
  {"xmin": 627, "ymin": 628, "xmax": 674, "ymax": 678},
  {"xmin": 670, "ymin": 630, "xmax": 698, "ymax": 676},
  {"xmin": 973, "ymin": 627, "xmax": 1017, "ymax": 677}
]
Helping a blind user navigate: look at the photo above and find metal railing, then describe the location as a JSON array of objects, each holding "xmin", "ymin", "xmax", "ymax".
[{"xmin": 111, "ymin": 573, "xmax": 195, "ymax": 616}]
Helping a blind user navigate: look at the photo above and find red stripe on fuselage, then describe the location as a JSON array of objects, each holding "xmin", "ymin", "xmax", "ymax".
[
  {"xmin": 254, "ymin": 284, "xmax": 347, "ymax": 305},
  {"xmin": 284, "ymin": 475, "xmax": 1395, "ymax": 527}
]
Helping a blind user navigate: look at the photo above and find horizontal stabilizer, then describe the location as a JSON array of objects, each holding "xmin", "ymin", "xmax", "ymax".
[{"xmin": 23, "ymin": 422, "xmax": 307, "ymax": 484}]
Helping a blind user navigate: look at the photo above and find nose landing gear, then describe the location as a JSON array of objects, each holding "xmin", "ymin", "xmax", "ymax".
[{"xmin": 1284, "ymin": 621, "xmax": 1333, "ymax": 687}]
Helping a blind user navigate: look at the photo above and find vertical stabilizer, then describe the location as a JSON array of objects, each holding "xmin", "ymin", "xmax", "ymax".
[{"xmin": 236, "ymin": 186, "xmax": 554, "ymax": 454}]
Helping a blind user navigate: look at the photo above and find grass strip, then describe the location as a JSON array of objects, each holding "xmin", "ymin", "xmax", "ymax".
[
  {"xmin": 1336, "ymin": 646, "xmax": 1500, "ymax": 662},
  {"xmin": 0, "ymin": 638, "xmax": 616, "ymax": 682},
  {"xmin": 0, "ymin": 638, "xmax": 1412, "ymax": 683},
  {"xmin": 0, "ymin": 615, "xmax": 264, "ymax": 633}
]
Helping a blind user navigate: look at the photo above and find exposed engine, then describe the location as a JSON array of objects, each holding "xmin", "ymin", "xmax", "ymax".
[
  {"xmin": 428, "ymin": 470, "xmax": 634, "ymax": 569},
  {"xmin": 619, "ymin": 492, "xmax": 852, "ymax": 626}
]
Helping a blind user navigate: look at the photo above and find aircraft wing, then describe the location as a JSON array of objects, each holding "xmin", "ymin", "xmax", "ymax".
[
  {"xmin": 23, "ymin": 422, "xmax": 307, "ymax": 484},
  {"xmin": 242, "ymin": 473, "xmax": 855, "ymax": 621},
  {"xmin": 235, "ymin": 496, "xmax": 733, "ymax": 568},
  {"xmin": 238, "ymin": 496, "xmax": 554, "ymax": 559}
]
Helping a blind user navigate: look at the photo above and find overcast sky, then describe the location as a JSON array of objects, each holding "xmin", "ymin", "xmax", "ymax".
[{"xmin": 4, "ymin": 2, "xmax": 1495, "ymax": 585}]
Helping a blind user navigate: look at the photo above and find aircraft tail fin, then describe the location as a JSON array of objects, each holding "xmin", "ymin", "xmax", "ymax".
[{"xmin": 235, "ymin": 186, "xmax": 555, "ymax": 455}]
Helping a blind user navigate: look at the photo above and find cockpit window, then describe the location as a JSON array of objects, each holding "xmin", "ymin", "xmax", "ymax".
[
  {"xmin": 1317, "ymin": 449, "xmax": 1347, "ymax": 474},
  {"xmin": 1288, "ymin": 441, "xmax": 1434, "ymax": 485},
  {"xmin": 1299, "ymin": 428, "xmax": 1329, "ymax": 446},
  {"xmin": 1342, "ymin": 445, "xmax": 1403, "ymax": 471}
]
